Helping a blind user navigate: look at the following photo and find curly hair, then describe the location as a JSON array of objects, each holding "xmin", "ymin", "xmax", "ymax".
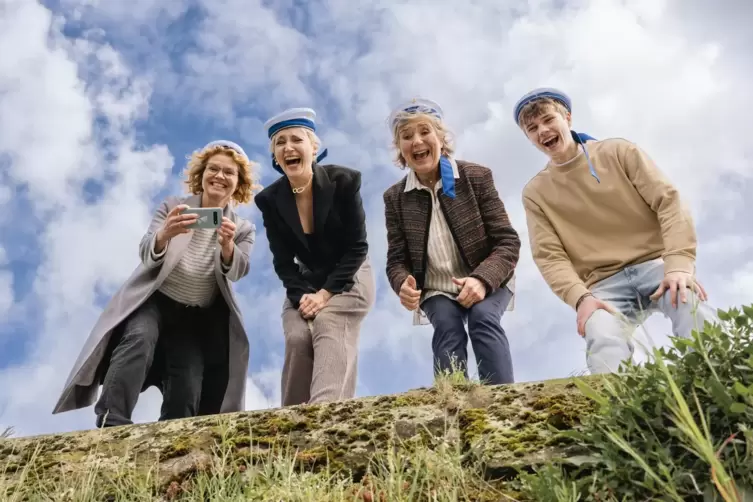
[
  {"xmin": 184, "ymin": 145, "xmax": 262, "ymax": 204},
  {"xmin": 390, "ymin": 111, "xmax": 456, "ymax": 169}
]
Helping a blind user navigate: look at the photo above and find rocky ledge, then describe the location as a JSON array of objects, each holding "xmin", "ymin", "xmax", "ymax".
[{"xmin": 0, "ymin": 376, "xmax": 599, "ymax": 499}]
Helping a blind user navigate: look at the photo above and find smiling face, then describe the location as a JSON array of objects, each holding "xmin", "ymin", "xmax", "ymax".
[
  {"xmin": 396, "ymin": 118, "xmax": 444, "ymax": 177},
  {"xmin": 519, "ymin": 100, "xmax": 577, "ymax": 162},
  {"xmin": 201, "ymin": 153, "xmax": 239, "ymax": 205},
  {"xmin": 271, "ymin": 126, "xmax": 317, "ymax": 179}
]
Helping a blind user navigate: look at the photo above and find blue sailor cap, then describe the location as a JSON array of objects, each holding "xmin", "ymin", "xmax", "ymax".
[
  {"xmin": 513, "ymin": 87, "xmax": 572, "ymax": 126},
  {"xmin": 388, "ymin": 97, "xmax": 445, "ymax": 129},
  {"xmin": 263, "ymin": 107, "xmax": 329, "ymax": 174},
  {"xmin": 264, "ymin": 107, "xmax": 319, "ymax": 139},
  {"xmin": 202, "ymin": 139, "xmax": 249, "ymax": 161}
]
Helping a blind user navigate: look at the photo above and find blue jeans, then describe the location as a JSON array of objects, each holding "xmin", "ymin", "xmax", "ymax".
[
  {"xmin": 585, "ymin": 258, "xmax": 720, "ymax": 374},
  {"xmin": 421, "ymin": 285, "xmax": 514, "ymax": 385}
]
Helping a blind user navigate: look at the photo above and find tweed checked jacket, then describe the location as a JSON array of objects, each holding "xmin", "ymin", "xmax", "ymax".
[{"xmin": 383, "ymin": 160, "xmax": 521, "ymax": 297}]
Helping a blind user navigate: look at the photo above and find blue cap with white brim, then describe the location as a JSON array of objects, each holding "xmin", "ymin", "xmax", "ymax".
[
  {"xmin": 513, "ymin": 87, "xmax": 600, "ymax": 183},
  {"xmin": 388, "ymin": 97, "xmax": 457, "ymax": 198},
  {"xmin": 263, "ymin": 107, "xmax": 329, "ymax": 175}
]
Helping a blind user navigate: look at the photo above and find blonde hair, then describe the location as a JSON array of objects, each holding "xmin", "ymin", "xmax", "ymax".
[
  {"xmin": 268, "ymin": 128, "xmax": 321, "ymax": 158},
  {"xmin": 517, "ymin": 97, "xmax": 570, "ymax": 129},
  {"xmin": 184, "ymin": 145, "xmax": 262, "ymax": 205},
  {"xmin": 390, "ymin": 112, "xmax": 455, "ymax": 169}
]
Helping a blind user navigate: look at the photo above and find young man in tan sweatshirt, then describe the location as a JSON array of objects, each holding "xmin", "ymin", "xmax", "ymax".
[{"xmin": 514, "ymin": 87, "xmax": 719, "ymax": 374}]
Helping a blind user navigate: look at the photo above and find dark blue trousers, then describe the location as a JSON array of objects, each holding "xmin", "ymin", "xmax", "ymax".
[{"xmin": 421, "ymin": 285, "xmax": 514, "ymax": 385}]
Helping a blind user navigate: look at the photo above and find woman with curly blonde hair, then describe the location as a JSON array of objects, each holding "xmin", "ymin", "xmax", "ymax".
[{"xmin": 54, "ymin": 140, "xmax": 261, "ymax": 427}]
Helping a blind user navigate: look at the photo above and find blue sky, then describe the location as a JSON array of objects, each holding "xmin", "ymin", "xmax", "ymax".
[{"xmin": 0, "ymin": 0, "xmax": 752, "ymax": 437}]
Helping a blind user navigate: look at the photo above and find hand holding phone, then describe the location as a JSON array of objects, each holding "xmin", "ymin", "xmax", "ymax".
[
  {"xmin": 181, "ymin": 207, "xmax": 222, "ymax": 229},
  {"xmin": 158, "ymin": 204, "xmax": 198, "ymax": 240}
]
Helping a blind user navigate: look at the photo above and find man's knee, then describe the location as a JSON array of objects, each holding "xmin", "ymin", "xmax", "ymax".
[
  {"xmin": 584, "ymin": 309, "xmax": 635, "ymax": 351},
  {"xmin": 583, "ymin": 310, "xmax": 635, "ymax": 373},
  {"xmin": 657, "ymin": 288, "xmax": 721, "ymax": 336}
]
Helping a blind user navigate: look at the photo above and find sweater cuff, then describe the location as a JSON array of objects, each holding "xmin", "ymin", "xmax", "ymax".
[
  {"xmin": 148, "ymin": 234, "xmax": 167, "ymax": 264},
  {"xmin": 564, "ymin": 283, "xmax": 591, "ymax": 311},
  {"xmin": 663, "ymin": 254, "xmax": 695, "ymax": 275}
]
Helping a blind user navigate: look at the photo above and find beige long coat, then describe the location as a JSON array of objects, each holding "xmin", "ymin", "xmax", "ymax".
[{"xmin": 52, "ymin": 193, "xmax": 255, "ymax": 415}]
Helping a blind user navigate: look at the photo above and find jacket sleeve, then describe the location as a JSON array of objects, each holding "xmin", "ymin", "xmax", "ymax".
[
  {"xmin": 468, "ymin": 168, "xmax": 521, "ymax": 292},
  {"xmin": 138, "ymin": 197, "xmax": 175, "ymax": 269},
  {"xmin": 255, "ymin": 192, "xmax": 316, "ymax": 308},
  {"xmin": 321, "ymin": 171, "xmax": 369, "ymax": 294},
  {"xmin": 217, "ymin": 218, "xmax": 255, "ymax": 282},
  {"xmin": 383, "ymin": 188, "xmax": 412, "ymax": 295}
]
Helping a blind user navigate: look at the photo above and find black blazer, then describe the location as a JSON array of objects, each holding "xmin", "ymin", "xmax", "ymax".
[{"xmin": 255, "ymin": 164, "xmax": 369, "ymax": 308}]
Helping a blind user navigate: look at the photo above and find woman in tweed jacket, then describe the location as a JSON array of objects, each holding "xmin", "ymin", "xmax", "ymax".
[{"xmin": 383, "ymin": 98, "xmax": 521, "ymax": 385}]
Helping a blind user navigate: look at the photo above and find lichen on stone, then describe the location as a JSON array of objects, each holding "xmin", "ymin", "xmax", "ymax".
[{"xmin": 0, "ymin": 375, "xmax": 599, "ymax": 497}]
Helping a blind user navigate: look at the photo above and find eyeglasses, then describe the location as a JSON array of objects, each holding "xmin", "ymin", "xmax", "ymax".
[{"xmin": 206, "ymin": 165, "xmax": 238, "ymax": 178}]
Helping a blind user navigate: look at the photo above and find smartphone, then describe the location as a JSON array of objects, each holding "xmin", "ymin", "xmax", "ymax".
[{"xmin": 181, "ymin": 207, "xmax": 222, "ymax": 229}]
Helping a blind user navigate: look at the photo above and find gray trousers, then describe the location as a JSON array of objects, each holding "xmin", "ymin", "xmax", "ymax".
[
  {"xmin": 94, "ymin": 291, "xmax": 229, "ymax": 427},
  {"xmin": 421, "ymin": 285, "xmax": 515, "ymax": 385},
  {"xmin": 584, "ymin": 257, "xmax": 720, "ymax": 374},
  {"xmin": 280, "ymin": 259, "xmax": 375, "ymax": 406}
]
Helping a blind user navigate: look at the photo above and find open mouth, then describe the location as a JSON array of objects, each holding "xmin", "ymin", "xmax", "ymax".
[
  {"xmin": 210, "ymin": 181, "xmax": 227, "ymax": 189},
  {"xmin": 542, "ymin": 136, "xmax": 560, "ymax": 149},
  {"xmin": 284, "ymin": 156, "xmax": 302, "ymax": 168},
  {"xmin": 413, "ymin": 150, "xmax": 430, "ymax": 161}
]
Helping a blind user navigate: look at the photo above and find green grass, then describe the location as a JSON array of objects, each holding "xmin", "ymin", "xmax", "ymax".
[
  {"xmin": 0, "ymin": 422, "xmax": 510, "ymax": 501},
  {"xmin": 2, "ymin": 304, "xmax": 752, "ymax": 501},
  {"xmin": 518, "ymin": 303, "xmax": 753, "ymax": 501}
]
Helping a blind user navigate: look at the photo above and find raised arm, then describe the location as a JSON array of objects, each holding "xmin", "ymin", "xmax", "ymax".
[
  {"xmin": 217, "ymin": 218, "xmax": 255, "ymax": 282},
  {"xmin": 138, "ymin": 197, "xmax": 175, "ymax": 269}
]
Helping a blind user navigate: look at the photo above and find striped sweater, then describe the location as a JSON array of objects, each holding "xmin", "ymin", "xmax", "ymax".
[
  {"xmin": 152, "ymin": 228, "xmax": 219, "ymax": 307},
  {"xmin": 404, "ymin": 167, "xmax": 471, "ymax": 305}
]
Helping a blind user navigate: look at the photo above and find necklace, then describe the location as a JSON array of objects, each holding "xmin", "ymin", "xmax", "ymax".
[{"xmin": 291, "ymin": 175, "xmax": 313, "ymax": 194}]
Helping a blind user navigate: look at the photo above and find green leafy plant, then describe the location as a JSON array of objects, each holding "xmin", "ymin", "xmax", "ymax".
[{"xmin": 519, "ymin": 304, "xmax": 753, "ymax": 501}]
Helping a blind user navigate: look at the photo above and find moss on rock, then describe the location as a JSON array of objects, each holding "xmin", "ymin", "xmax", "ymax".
[{"xmin": 0, "ymin": 375, "xmax": 600, "ymax": 495}]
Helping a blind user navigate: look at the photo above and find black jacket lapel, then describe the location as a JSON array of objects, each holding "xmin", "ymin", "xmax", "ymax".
[
  {"xmin": 312, "ymin": 164, "xmax": 334, "ymax": 234},
  {"xmin": 274, "ymin": 178, "xmax": 309, "ymax": 250}
]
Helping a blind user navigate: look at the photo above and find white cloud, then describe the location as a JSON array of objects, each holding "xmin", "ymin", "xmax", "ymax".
[{"xmin": 0, "ymin": 0, "xmax": 751, "ymax": 437}]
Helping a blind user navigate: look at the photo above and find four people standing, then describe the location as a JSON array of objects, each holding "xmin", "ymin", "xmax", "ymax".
[{"xmin": 54, "ymin": 92, "xmax": 722, "ymax": 426}]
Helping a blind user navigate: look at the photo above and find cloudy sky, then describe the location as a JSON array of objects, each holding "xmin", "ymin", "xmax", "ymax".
[{"xmin": 1, "ymin": 0, "xmax": 751, "ymax": 437}]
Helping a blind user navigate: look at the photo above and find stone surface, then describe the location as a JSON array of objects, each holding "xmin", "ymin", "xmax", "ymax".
[{"xmin": 0, "ymin": 376, "xmax": 599, "ymax": 494}]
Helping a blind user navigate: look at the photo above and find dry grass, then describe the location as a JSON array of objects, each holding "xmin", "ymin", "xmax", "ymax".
[{"xmin": 0, "ymin": 406, "xmax": 513, "ymax": 502}]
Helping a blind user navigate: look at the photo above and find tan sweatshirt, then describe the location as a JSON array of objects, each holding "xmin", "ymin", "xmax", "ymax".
[{"xmin": 521, "ymin": 137, "xmax": 697, "ymax": 310}]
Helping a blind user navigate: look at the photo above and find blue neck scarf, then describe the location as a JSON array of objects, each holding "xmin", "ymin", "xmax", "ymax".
[
  {"xmin": 438, "ymin": 155, "xmax": 456, "ymax": 198},
  {"xmin": 271, "ymin": 148, "xmax": 329, "ymax": 175},
  {"xmin": 571, "ymin": 130, "xmax": 600, "ymax": 183}
]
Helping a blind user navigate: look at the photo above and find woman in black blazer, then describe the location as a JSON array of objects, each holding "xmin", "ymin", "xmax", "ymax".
[{"xmin": 254, "ymin": 107, "xmax": 375, "ymax": 406}]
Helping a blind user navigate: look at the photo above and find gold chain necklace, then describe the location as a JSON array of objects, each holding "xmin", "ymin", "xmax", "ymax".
[{"xmin": 291, "ymin": 175, "xmax": 313, "ymax": 194}]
